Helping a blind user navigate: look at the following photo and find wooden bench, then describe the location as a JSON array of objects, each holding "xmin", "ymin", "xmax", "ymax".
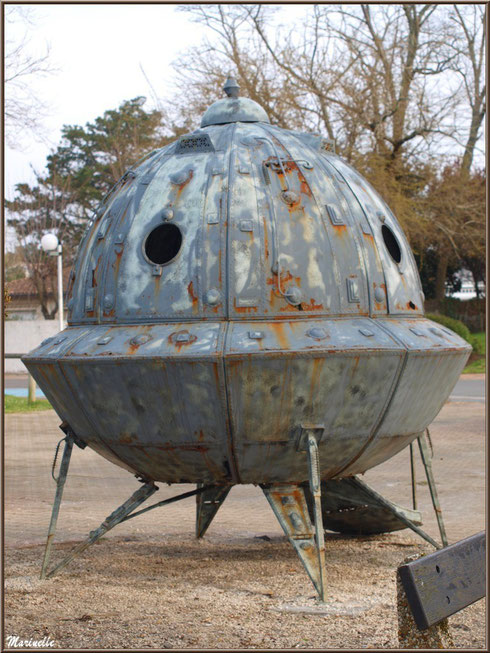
[{"xmin": 398, "ymin": 531, "xmax": 485, "ymax": 631}]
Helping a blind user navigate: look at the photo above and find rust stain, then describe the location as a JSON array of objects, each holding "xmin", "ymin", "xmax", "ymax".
[
  {"xmin": 299, "ymin": 179, "xmax": 312, "ymax": 197},
  {"xmin": 113, "ymin": 248, "xmax": 123, "ymax": 279},
  {"xmin": 269, "ymin": 322, "xmax": 290, "ymax": 349},
  {"xmin": 233, "ymin": 300, "xmax": 258, "ymax": 314},
  {"xmin": 308, "ymin": 358, "xmax": 323, "ymax": 403},
  {"xmin": 154, "ymin": 275, "xmax": 161, "ymax": 298},
  {"xmin": 119, "ymin": 432, "xmax": 135, "ymax": 444},
  {"xmin": 301, "ymin": 298, "xmax": 324, "ymax": 311},
  {"xmin": 262, "ymin": 216, "xmax": 270, "ymax": 259},
  {"xmin": 175, "ymin": 169, "xmax": 194, "ymax": 196},
  {"xmin": 187, "ymin": 281, "xmax": 199, "ymax": 313}
]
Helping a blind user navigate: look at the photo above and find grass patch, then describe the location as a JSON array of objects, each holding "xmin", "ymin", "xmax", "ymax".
[
  {"xmin": 4, "ymin": 394, "xmax": 53, "ymax": 413},
  {"xmin": 463, "ymin": 331, "xmax": 486, "ymax": 374}
]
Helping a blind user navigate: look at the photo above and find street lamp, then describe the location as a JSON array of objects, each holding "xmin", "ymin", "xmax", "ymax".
[{"xmin": 41, "ymin": 233, "xmax": 64, "ymax": 331}]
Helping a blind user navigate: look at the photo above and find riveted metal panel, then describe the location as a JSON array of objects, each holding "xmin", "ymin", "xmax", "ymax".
[
  {"xmin": 229, "ymin": 134, "xmax": 263, "ymax": 316},
  {"xmin": 224, "ymin": 318, "xmax": 404, "ymax": 483},
  {"xmin": 269, "ymin": 125, "xmax": 370, "ymax": 316},
  {"xmin": 48, "ymin": 323, "xmax": 233, "ymax": 483},
  {"xmin": 342, "ymin": 318, "xmax": 472, "ymax": 475},
  {"xmin": 326, "ymin": 156, "xmax": 424, "ymax": 315}
]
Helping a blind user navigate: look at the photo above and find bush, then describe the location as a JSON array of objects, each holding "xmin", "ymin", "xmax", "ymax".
[{"xmin": 426, "ymin": 312, "xmax": 472, "ymax": 345}]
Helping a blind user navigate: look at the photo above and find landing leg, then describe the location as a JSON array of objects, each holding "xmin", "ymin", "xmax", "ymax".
[
  {"xmin": 196, "ymin": 484, "xmax": 231, "ymax": 538},
  {"xmin": 305, "ymin": 432, "xmax": 326, "ymax": 601},
  {"xmin": 260, "ymin": 429, "xmax": 327, "ymax": 601},
  {"xmin": 418, "ymin": 430, "xmax": 448, "ymax": 547},
  {"xmin": 40, "ymin": 434, "xmax": 74, "ymax": 579},
  {"xmin": 44, "ymin": 481, "xmax": 158, "ymax": 578}
]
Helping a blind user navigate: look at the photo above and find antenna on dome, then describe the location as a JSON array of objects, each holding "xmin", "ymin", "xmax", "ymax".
[{"xmin": 223, "ymin": 75, "xmax": 240, "ymax": 98}]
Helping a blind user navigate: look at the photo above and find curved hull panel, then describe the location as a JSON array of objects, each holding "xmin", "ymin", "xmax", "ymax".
[{"xmin": 23, "ymin": 317, "xmax": 470, "ymax": 484}]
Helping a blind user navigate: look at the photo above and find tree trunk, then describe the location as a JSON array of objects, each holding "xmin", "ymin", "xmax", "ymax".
[{"xmin": 434, "ymin": 254, "xmax": 448, "ymax": 303}]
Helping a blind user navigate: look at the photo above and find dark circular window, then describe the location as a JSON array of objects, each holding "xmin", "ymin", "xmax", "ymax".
[
  {"xmin": 381, "ymin": 224, "xmax": 402, "ymax": 264},
  {"xmin": 144, "ymin": 223, "xmax": 182, "ymax": 265}
]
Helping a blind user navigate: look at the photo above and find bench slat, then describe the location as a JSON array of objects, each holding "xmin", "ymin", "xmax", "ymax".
[{"xmin": 398, "ymin": 531, "xmax": 485, "ymax": 630}]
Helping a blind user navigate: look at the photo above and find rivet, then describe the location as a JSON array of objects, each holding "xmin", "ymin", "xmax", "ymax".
[
  {"xmin": 285, "ymin": 286, "xmax": 302, "ymax": 305},
  {"xmin": 374, "ymin": 287, "xmax": 385, "ymax": 303},
  {"xmin": 377, "ymin": 211, "xmax": 386, "ymax": 223},
  {"xmin": 161, "ymin": 208, "xmax": 174, "ymax": 221},
  {"xmin": 170, "ymin": 170, "xmax": 191, "ymax": 185},
  {"xmin": 239, "ymin": 219, "xmax": 253, "ymax": 232},
  {"xmin": 205, "ymin": 289, "xmax": 221, "ymax": 306},
  {"xmin": 306, "ymin": 327, "xmax": 327, "ymax": 340},
  {"xmin": 103, "ymin": 294, "xmax": 114, "ymax": 309},
  {"xmin": 302, "ymin": 161, "xmax": 313, "ymax": 170},
  {"xmin": 281, "ymin": 190, "xmax": 300, "ymax": 206},
  {"xmin": 130, "ymin": 334, "xmax": 151, "ymax": 346},
  {"xmin": 97, "ymin": 336, "xmax": 113, "ymax": 345},
  {"xmin": 152, "ymin": 265, "xmax": 163, "ymax": 277},
  {"xmin": 289, "ymin": 512, "xmax": 303, "ymax": 530},
  {"xmin": 359, "ymin": 329, "xmax": 374, "ymax": 337}
]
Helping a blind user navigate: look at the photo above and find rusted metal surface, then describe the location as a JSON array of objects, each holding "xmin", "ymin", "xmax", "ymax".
[
  {"xmin": 261, "ymin": 483, "xmax": 326, "ymax": 599},
  {"xmin": 195, "ymin": 484, "xmax": 231, "ymax": 538},
  {"xmin": 23, "ymin": 77, "xmax": 472, "ymax": 599},
  {"xmin": 303, "ymin": 477, "xmax": 423, "ymax": 536}
]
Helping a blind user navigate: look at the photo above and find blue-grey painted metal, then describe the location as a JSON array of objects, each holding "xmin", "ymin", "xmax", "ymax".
[
  {"xmin": 40, "ymin": 434, "xmax": 74, "ymax": 579},
  {"xmin": 418, "ymin": 431, "xmax": 448, "ymax": 547},
  {"xmin": 24, "ymin": 78, "xmax": 471, "ymax": 596}
]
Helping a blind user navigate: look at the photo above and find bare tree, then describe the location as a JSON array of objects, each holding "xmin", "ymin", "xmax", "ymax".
[
  {"xmin": 447, "ymin": 5, "xmax": 486, "ymax": 172},
  {"xmin": 4, "ymin": 6, "xmax": 56, "ymax": 149}
]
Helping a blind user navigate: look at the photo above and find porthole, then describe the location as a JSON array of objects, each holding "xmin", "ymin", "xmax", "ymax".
[
  {"xmin": 144, "ymin": 223, "xmax": 182, "ymax": 265},
  {"xmin": 381, "ymin": 224, "xmax": 402, "ymax": 264}
]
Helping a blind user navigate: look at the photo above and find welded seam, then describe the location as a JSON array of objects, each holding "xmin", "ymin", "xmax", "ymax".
[
  {"xmin": 221, "ymin": 321, "xmax": 241, "ymax": 483},
  {"xmin": 331, "ymin": 319, "xmax": 410, "ymax": 477}
]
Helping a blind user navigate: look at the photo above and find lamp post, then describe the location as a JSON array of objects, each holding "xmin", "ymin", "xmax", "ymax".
[{"xmin": 41, "ymin": 233, "xmax": 64, "ymax": 331}]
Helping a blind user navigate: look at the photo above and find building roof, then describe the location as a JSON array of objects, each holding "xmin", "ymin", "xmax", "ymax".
[{"xmin": 6, "ymin": 267, "xmax": 71, "ymax": 298}]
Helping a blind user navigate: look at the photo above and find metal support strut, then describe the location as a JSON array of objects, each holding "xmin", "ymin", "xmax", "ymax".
[
  {"xmin": 40, "ymin": 434, "xmax": 74, "ymax": 579},
  {"xmin": 40, "ymin": 427, "xmax": 220, "ymax": 579},
  {"xmin": 43, "ymin": 481, "xmax": 158, "ymax": 579},
  {"xmin": 306, "ymin": 432, "xmax": 327, "ymax": 602},
  {"xmin": 418, "ymin": 429, "xmax": 448, "ymax": 547},
  {"xmin": 261, "ymin": 428, "xmax": 327, "ymax": 602}
]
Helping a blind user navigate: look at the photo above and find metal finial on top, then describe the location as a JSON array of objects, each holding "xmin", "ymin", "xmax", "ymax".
[{"xmin": 223, "ymin": 76, "xmax": 239, "ymax": 98}]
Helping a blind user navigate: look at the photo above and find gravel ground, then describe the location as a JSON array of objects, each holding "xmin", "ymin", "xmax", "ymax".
[
  {"xmin": 4, "ymin": 394, "xmax": 486, "ymax": 650},
  {"xmin": 5, "ymin": 532, "xmax": 485, "ymax": 649}
]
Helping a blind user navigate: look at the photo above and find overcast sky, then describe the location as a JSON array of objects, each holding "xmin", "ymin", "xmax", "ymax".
[{"xmin": 4, "ymin": 3, "xmax": 305, "ymax": 201}]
